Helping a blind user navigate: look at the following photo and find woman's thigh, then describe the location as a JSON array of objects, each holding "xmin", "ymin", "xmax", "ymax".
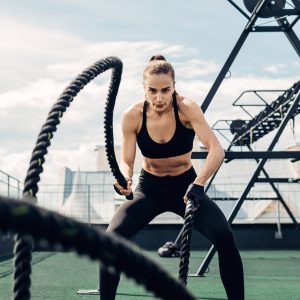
[
  {"xmin": 193, "ymin": 195, "xmax": 233, "ymax": 244},
  {"xmin": 107, "ymin": 191, "xmax": 163, "ymax": 239}
]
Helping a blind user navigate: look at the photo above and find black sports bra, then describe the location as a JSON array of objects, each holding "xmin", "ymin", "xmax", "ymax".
[{"xmin": 136, "ymin": 93, "xmax": 195, "ymax": 159}]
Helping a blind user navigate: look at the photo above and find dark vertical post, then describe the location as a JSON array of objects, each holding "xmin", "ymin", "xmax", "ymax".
[
  {"xmin": 87, "ymin": 184, "xmax": 91, "ymax": 226},
  {"xmin": 18, "ymin": 180, "xmax": 20, "ymax": 199},
  {"xmin": 7, "ymin": 175, "xmax": 10, "ymax": 198}
]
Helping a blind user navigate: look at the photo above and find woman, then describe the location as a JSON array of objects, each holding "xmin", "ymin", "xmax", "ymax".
[{"xmin": 100, "ymin": 55, "xmax": 244, "ymax": 300}]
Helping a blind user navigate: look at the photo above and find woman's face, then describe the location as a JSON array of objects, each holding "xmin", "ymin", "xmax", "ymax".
[{"xmin": 144, "ymin": 72, "xmax": 175, "ymax": 113}]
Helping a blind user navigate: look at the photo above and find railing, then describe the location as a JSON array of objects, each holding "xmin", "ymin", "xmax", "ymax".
[
  {"xmin": 37, "ymin": 182, "xmax": 300, "ymax": 224},
  {"xmin": 0, "ymin": 170, "xmax": 23, "ymax": 199},
  {"xmin": 1, "ymin": 170, "xmax": 299, "ymax": 224}
]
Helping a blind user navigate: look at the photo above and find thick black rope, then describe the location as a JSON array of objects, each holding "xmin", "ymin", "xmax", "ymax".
[
  {"xmin": 13, "ymin": 57, "xmax": 126, "ymax": 300},
  {"xmin": 103, "ymin": 63, "xmax": 133, "ymax": 200},
  {"xmin": 22, "ymin": 57, "xmax": 123, "ymax": 197},
  {"xmin": 178, "ymin": 199, "xmax": 196, "ymax": 285},
  {"xmin": 0, "ymin": 195, "xmax": 197, "ymax": 300}
]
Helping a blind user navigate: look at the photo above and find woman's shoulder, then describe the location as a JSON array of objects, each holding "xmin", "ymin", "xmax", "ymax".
[
  {"xmin": 176, "ymin": 95, "xmax": 201, "ymax": 114},
  {"xmin": 124, "ymin": 101, "xmax": 144, "ymax": 115},
  {"xmin": 176, "ymin": 95, "xmax": 204, "ymax": 127},
  {"xmin": 122, "ymin": 101, "xmax": 144, "ymax": 122}
]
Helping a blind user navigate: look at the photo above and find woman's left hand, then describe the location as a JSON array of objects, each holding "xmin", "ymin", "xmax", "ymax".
[{"xmin": 183, "ymin": 183, "xmax": 205, "ymax": 208}]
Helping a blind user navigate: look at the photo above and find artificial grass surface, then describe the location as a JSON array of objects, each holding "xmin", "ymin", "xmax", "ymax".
[{"xmin": 1, "ymin": 250, "xmax": 299, "ymax": 299}]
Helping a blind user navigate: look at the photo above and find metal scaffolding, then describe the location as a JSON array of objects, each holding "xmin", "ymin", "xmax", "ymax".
[{"xmin": 161, "ymin": 0, "xmax": 300, "ymax": 277}]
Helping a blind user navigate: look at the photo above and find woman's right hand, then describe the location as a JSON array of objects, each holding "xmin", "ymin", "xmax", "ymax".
[{"xmin": 113, "ymin": 179, "xmax": 133, "ymax": 197}]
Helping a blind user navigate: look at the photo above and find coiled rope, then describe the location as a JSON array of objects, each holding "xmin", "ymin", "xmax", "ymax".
[
  {"xmin": 0, "ymin": 195, "xmax": 197, "ymax": 300},
  {"xmin": 13, "ymin": 56, "xmax": 128, "ymax": 300},
  {"xmin": 178, "ymin": 199, "xmax": 196, "ymax": 285}
]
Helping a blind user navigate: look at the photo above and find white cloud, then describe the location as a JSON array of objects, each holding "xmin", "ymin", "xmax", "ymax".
[
  {"xmin": 0, "ymin": 143, "xmax": 98, "ymax": 185},
  {"xmin": 263, "ymin": 64, "xmax": 286, "ymax": 74},
  {"xmin": 0, "ymin": 150, "xmax": 32, "ymax": 182},
  {"xmin": 0, "ymin": 79, "xmax": 62, "ymax": 110},
  {"xmin": 40, "ymin": 143, "xmax": 99, "ymax": 184},
  {"xmin": 0, "ymin": 16, "xmax": 88, "ymax": 91},
  {"xmin": 175, "ymin": 59, "xmax": 220, "ymax": 78}
]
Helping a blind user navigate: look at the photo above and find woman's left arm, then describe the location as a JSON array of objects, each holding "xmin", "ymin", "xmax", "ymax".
[{"xmin": 183, "ymin": 99, "xmax": 225, "ymax": 186}]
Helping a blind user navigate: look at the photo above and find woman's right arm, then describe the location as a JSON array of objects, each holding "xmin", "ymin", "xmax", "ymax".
[
  {"xmin": 120, "ymin": 108, "xmax": 138, "ymax": 180},
  {"xmin": 114, "ymin": 107, "xmax": 139, "ymax": 195}
]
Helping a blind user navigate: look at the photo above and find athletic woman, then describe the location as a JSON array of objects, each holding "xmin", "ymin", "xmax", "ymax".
[{"xmin": 100, "ymin": 55, "xmax": 244, "ymax": 300}]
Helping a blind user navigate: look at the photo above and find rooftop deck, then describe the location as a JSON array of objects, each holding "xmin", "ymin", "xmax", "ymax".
[{"xmin": 1, "ymin": 250, "xmax": 300, "ymax": 299}]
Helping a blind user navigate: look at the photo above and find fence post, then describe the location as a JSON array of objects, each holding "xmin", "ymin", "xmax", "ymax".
[
  {"xmin": 7, "ymin": 175, "xmax": 10, "ymax": 197},
  {"xmin": 87, "ymin": 184, "xmax": 91, "ymax": 226}
]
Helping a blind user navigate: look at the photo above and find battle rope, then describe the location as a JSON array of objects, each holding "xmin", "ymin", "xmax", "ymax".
[
  {"xmin": 0, "ymin": 195, "xmax": 197, "ymax": 300},
  {"xmin": 178, "ymin": 199, "xmax": 196, "ymax": 285},
  {"xmin": 103, "ymin": 65, "xmax": 133, "ymax": 200},
  {"xmin": 13, "ymin": 57, "xmax": 129, "ymax": 300}
]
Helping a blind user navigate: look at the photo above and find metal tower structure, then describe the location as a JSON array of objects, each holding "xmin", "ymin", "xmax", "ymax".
[
  {"xmin": 159, "ymin": 0, "xmax": 300, "ymax": 277},
  {"xmin": 194, "ymin": 0, "xmax": 300, "ymax": 277}
]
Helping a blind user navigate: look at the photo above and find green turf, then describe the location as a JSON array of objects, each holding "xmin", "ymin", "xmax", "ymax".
[{"xmin": 0, "ymin": 250, "xmax": 300, "ymax": 299}]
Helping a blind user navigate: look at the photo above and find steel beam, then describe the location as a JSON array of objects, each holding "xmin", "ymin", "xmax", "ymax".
[
  {"xmin": 192, "ymin": 151, "xmax": 300, "ymax": 160},
  {"xmin": 256, "ymin": 178, "xmax": 300, "ymax": 183}
]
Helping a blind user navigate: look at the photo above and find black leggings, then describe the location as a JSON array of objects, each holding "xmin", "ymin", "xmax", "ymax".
[{"xmin": 100, "ymin": 168, "xmax": 244, "ymax": 300}]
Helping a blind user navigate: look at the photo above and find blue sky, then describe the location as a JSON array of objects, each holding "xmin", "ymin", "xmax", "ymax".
[{"xmin": 0, "ymin": 0, "xmax": 299, "ymax": 183}]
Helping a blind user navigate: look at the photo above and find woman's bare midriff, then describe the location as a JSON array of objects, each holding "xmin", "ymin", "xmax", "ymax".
[{"xmin": 142, "ymin": 151, "xmax": 193, "ymax": 176}]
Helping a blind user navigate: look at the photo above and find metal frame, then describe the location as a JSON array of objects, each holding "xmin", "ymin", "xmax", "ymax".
[
  {"xmin": 245, "ymin": 144, "xmax": 299, "ymax": 226},
  {"xmin": 212, "ymin": 84, "xmax": 300, "ymax": 147},
  {"xmin": 232, "ymin": 90, "xmax": 286, "ymax": 118},
  {"xmin": 256, "ymin": 178, "xmax": 300, "ymax": 183},
  {"xmin": 189, "ymin": 0, "xmax": 300, "ymax": 164},
  {"xmin": 172, "ymin": 0, "xmax": 300, "ymax": 277},
  {"xmin": 192, "ymin": 151, "xmax": 300, "ymax": 160},
  {"xmin": 232, "ymin": 82, "xmax": 300, "ymax": 146},
  {"xmin": 201, "ymin": 0, "xmax": 300, "ymax": 113},
  {"xmin": 192, "ymin": 87, "xmax": 300, "ymax": 277}
]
